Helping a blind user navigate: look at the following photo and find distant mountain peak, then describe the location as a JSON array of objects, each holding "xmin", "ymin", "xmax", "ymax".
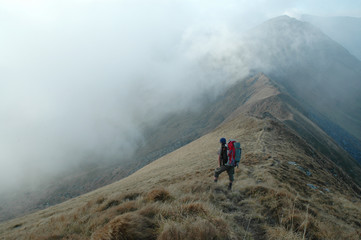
[
  {"xmin": 240, "ymin": 15, "xmax": 361, "ymax": 143},
  {"xmin": 300, "ymin": 14, "xmax": 361, "ymax": 60},
  {"xmin": 266, "ymin": 14, "xmax": 298, "ymax": 22},
  {"xmin": 250, "ymin": 14, "xmax": 327, "ymax": 41}
]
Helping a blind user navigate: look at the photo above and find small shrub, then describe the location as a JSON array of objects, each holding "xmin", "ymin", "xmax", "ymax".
[
  {"xmin": 182, "ymin": 203, "xmax": 208, "ymax": 216},
  {"xmin": 90, "ymin": 213, "xmax": 156, "ymax": 240},
  {"xmin": 146, "ymin": 188, "xmax": 172, "ymax": 202}
]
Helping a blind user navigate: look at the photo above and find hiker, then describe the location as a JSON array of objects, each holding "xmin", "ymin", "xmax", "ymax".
[{"xmin": 214, "ymin": 138, "xmax": 240, "ymax": 190}]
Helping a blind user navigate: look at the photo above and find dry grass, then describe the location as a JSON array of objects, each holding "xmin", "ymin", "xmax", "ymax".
[
  {"xmin": 145, "ymin": 188, "xmax": 172, "ymax": 202},
  {"xmin": 91, "ymin": 212, "xmax": 156, "ymax": 240},
  {"xmin": 1, "ymin": 113, "xmax": 361, "ymax": 240},
  {"xmin": 181, "ymin": 202, "xmax": 208, "ymax": 216},
  {"xmin": 267, "ymin": 226, "xmax": 303, "ymax": 240},
  {"xmin": 158, "ymin": 218, "xmax": 227, "ymax": 240}
]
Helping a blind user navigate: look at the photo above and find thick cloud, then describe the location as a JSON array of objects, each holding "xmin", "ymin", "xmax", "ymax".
[{"xmin": 0, "ymin": 0, "xmax": 359, "ymax": 192}]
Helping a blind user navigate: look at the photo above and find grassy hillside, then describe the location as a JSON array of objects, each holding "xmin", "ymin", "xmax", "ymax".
[
  {"xmin": 234, "ymin": 75, "xmax": 361, "ymax": 186},
  {"xmin": 0, "ymin": 73, "xmax": 247, "ymax": 223},
  {"xmin": 1, "ymin": 75, "xmax": 361, "ymax": 240}
]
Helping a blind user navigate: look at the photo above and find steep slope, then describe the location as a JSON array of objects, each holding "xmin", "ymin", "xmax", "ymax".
[
  {"xmin": 1, "ymin": 74, "xmax": 360, "ymax": 240},
  {"xmin": 300, "ymin": 15, "xmax": 361, "ymax": 60},
  {"xmin": 231, "ymin": 74, "xmax": 361, "ymax": 186},
  {"xmin": 242, "ymin": 16, "xmax": 361, "ymax": 145},
  {"xmin": 0, "ymin": 71, "xmax": 249, "ymax": 222}
]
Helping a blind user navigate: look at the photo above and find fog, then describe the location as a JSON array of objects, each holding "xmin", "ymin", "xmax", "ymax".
[
  {"xmin": 300, "ymin": 15, "xmax": 361, "ymax": 60},
  {"xmin": 0, "ymin": 0, "xmax": 359, "ymax": 192}
]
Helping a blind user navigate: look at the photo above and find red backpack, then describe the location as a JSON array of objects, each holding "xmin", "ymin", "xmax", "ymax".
[
  {"xmin": 227, "ymin": 140, "xmax": 236, "ymax": 166},
  {"xmin": 227, "ymin": 140, "xmax": 241, "ymax": 167}
]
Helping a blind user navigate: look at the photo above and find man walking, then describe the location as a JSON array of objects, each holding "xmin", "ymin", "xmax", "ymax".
[{"xmin": 214, "ymin": 137, "xmax": 236, "ymax": 190}]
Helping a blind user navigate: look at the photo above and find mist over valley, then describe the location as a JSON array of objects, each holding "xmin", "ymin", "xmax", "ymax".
[{"xmin": 1, "ymin": 1, "xmax": 361, "ymax": 235}]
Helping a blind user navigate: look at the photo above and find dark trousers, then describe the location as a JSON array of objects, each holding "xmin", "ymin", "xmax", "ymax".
[{"xmin": 214, "ymin": 165, "xmax": 234, "ymax": 182}]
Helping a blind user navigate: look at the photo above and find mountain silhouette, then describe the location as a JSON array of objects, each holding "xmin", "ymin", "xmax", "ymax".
[{"xmin": 301, "ymin": 15, "xmax": 361, "ymax": 60}]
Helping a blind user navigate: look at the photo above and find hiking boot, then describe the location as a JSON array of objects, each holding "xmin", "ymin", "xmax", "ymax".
[
  {"xmin": 214, "ymin": 178, "xmax": 218, "ymax": 183},
  {"xmin": 228, "ymin": 182, "xmax": 232, "ymax": 190}
]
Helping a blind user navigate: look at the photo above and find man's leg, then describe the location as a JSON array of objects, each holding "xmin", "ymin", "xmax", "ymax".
[
  {"xmin": 214, "ymin": 165, "xmax": 227, "ymax": 182},
  {"xmin": 227, "ymin": 166, "xmax": 235, "ymax": 190}
]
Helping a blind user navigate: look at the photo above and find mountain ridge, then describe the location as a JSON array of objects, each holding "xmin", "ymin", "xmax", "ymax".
[
  {"xmin": 1, "ymin": 73, "xmax": 361, "ymax": 239},
  {"xmin": 1, "ymin": 16, "xmax": 361, "ymax": 237},
  {"xmin": 225, "ymin": 74, "xmax": 361, "ymax": 187},
  {"xmin": 242, "ymin": 15, "xmax": 361, "ymax": 143}
]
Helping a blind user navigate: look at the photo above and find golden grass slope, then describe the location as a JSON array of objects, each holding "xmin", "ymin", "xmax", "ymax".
[{"xmin": 1, "ymin": 108, "xmax": 361, "ymax": 239}]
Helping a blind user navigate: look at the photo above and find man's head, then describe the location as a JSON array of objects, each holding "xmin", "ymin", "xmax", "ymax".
[{"xmin": 220, "ymin": 138, "xmax": 226, "ymax": 145}]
